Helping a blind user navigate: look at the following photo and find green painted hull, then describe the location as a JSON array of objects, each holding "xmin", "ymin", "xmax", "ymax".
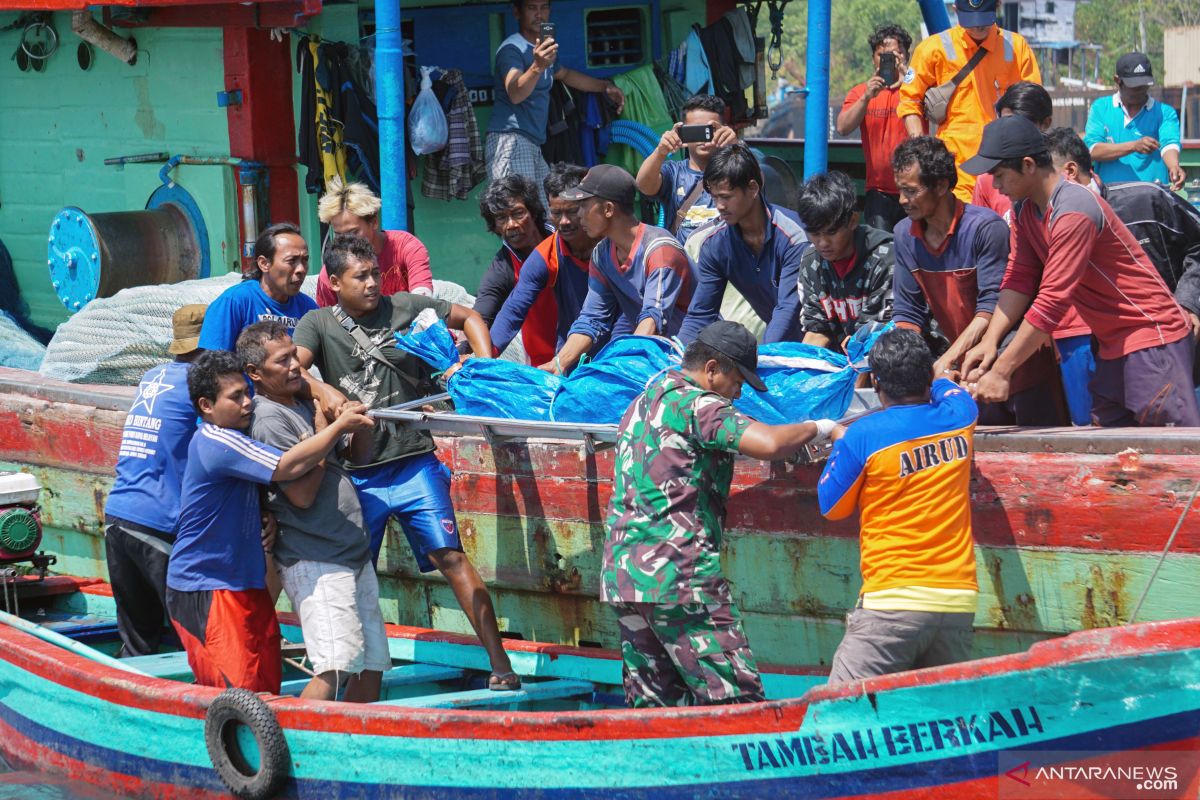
[{"xmin": 3, "ymin": 366, "xmax": 1199, "ymax": 669}]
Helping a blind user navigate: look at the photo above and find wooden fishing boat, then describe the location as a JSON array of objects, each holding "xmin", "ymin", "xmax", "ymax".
[
  {"xmin": 2, "ymin": 365, "xmax": 1198, "ymax": 669},
  {"xmin": 2, "ymin": 574, "xmax": 1199, "ymax": 799},
  {"xmin": 1, "ymin": 363, "xmax": 1199, "ymax": 796}
]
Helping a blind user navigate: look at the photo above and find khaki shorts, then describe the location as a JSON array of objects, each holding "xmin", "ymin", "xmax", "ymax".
[
  {"xmin": 279, "ymin": 560, "xmax": 392, "ymax": 675},
  {"xmin": 828, "ymin": 608, "xmax": 974, "ymax": 684}
]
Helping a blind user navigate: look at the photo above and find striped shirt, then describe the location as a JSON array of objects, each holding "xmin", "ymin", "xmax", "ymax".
[{"xmin": 167, "ymin": 423, "xmax": 282, "ymax": 592}]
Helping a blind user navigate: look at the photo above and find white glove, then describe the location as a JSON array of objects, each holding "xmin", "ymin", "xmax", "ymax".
[{"xmin": 810, "ymin": 418, "xmax": 838, "ymax": 442}]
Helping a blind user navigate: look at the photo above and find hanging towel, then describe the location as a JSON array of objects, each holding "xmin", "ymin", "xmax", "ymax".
[
  {"xmin": 683, "ymin": 27, "xmax": 712, "ymax": 95},
  {"xmin": 723, "ymin": 8, "xmax": 757, "ymax": 91},
  {"xmin": 422, "ymin": 68, "xmax": 487, "ymax": 201}
]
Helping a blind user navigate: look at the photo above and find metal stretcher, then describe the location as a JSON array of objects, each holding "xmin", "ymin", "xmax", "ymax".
[{"xmin": 370, "ymin": 390, "xmax": 882, "ymax": 461}]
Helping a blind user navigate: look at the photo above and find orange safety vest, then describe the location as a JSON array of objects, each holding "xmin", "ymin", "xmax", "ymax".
[{"xmin": 897, "ymin": 25, "xmax": 1040, "ymax": 201}]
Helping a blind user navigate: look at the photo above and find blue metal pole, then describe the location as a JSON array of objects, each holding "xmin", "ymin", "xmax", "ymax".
[
  {"xmin": 376, "ymin": 0, "xmax": 409, "ymax": 231},
  {"xmin": 917, "ymin": 0, "xmax": 953, "ymax": 35},
  {"xmin": 802, "ymin": 0, "xmax": 830, "ymax": 179}
]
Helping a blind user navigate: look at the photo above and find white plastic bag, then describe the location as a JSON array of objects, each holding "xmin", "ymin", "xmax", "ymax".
[{"xmin": 409, "ymin": 66, "xmax": 448, "ymax": 155}]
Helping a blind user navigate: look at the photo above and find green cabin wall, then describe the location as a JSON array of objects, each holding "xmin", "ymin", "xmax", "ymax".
[{"xmin": 0, "ymin": 15, "xmax": 239, "ymax": 330}]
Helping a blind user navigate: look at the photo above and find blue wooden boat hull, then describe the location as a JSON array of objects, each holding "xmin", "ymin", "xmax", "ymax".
[{"xmin": 1, "ymin": 583, "xmax": 1198, "ymax": 799}]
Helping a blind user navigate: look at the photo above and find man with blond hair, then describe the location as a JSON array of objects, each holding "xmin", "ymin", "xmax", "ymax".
[{"xmin": 314, "ymin": 177, "xmax": 434, "ymax": 306}]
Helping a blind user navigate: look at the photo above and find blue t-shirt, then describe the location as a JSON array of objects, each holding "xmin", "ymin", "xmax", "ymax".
[
  {"xmin": 104, "ymin": 361, "xmax": 197, "ymax": 535},
  {"xmin": 1083, "ymin": 94, "xmax": 1181, "ymax": 185},
  {"xmin": 656, "ymin": 160, "xmax": 719, "ymax": 244},
  {"xmin": 488, "ymin": 33, "xmax": 559, "ymax": 145},
  {"xmin": 197, "ymin": 279, "xmax": 318, "ymax": 353},
  {"xmin": 679, "ymin": 202, "xmax": 808, "ymax": 344},
  {"xmin": 167, "ymin": 423, "xmax": 282, "ymax": 592}
]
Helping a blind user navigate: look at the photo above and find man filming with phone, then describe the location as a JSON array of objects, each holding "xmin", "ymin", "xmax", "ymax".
[
  {"xmin": 487, "ymin": 0, "xmax": 626, "ymax": 199},
  {"xmin": 636, "ymin": 95, "xmax": 739, "ymax": 244},
  {"xmin": 836, "ymin": 25, "xmax": 921, "ymax": 233}
]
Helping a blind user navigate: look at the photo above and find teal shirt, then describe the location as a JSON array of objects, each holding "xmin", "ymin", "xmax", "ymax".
[{"xmin": 1083, "ymin": 94, "xmax": 1180, "ymax": 185}]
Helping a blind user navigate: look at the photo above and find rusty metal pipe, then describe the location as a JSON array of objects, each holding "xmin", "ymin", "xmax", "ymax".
[{"xmin": 70, "ymin": 11, "xmax": 136, "ymax": 66}]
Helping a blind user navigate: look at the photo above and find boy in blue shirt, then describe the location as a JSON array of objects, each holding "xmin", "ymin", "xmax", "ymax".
[
  {"xmin": 1083, "ymin": 52, "xmax": 1185, "ymax": 190},
  {"xmin": 166, "ymin": 350, "xmax": 372, "ymax": 693},
  {"xmin": 635, "ymin": 95, "xmax": 739, "ymax": 244},
  {"xmin": 104, "ymin": 304, "xmax": 206, "ymax": 656},
  {"xmin": 197, "ymin": 222, "xmax": 318, "ymax": 352}
]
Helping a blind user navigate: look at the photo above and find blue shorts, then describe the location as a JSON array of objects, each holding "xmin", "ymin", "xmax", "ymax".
[
  {"xmin": 349, "ymin": 452, "xmax": 461, "ymax": 572},
  {"xmin": 1055, "ymin": 335, "xmax": 1096, "ymax": 426}
]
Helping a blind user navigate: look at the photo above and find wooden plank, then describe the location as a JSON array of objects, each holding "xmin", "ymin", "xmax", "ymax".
[
  {"xmin": 380, "ymin": 678, "xmax": 595, "ymax": 709},
  {"xmin": 119, "ymin": 651, "xmax": 192, "ymax": 680}
]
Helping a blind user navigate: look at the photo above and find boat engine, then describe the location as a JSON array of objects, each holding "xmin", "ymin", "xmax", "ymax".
[{"xmin": 0, "ymin": 472, "xmax": 52, "ymax": 576}]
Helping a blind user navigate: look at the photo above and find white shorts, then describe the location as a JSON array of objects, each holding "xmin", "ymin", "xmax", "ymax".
[{"xmin": 278, "ymin": 560, "xmax": 392, "ymax": 675}]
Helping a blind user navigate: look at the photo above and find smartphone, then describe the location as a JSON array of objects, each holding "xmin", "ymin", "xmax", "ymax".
[
  {"xmin": 538, "ymin": 22, "xmax": 556, "ymax": 43},
  {"xmin": 678, "ymin": 123, "xmax": 714, "ymax": 144},
  {"xmin": 878, "ymin": 52, "xmax": 898, "ymax": 85}
]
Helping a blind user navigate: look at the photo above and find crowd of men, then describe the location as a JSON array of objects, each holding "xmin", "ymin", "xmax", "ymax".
[{"xmin": 101, "ymin": 0, "xmax": 1200, "ymax": 709}]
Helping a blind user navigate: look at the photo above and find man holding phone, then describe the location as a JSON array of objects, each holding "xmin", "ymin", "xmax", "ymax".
[
  {"xmin": 636, "ymin": 95, "xmax": 738, "ymax": 244},
  {"xmin": 487, "ymin": 0, "xmax": 626, "ymax": 198},
  {"xmin": 836, "ymin": 24, "xmax": 919, "ymax": 233}
]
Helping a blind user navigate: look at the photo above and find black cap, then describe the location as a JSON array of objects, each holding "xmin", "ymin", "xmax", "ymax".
[
  {"xmin": 558, "ymin": 164, "xmax": 636, "ymax": 207},
  {"xmin": 961, "ymin": 115, "xmax": 1047, "ymax": 176},
  {"xmin": 1115, "ymin": 52, "xmax": 1154, "ymax": 87},
  {"xmin": 694, "ymin": 321, "xmax": 767, "ymax": 392},
  {"xmin": 954, "ymin": 0, "xmax": 997, "ymax": 27}
]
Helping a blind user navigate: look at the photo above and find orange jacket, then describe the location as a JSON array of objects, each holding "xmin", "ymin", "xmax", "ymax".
[{"xmin": 898, "ymin": 25, "xmax": 1041, "ymax": 200}]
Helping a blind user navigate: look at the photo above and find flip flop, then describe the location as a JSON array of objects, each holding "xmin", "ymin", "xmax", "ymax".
[{"xmin": 488, "ymin": 671, "xmax": 522, "ymax": 691}]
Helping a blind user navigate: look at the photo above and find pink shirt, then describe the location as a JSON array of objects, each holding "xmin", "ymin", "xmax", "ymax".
[
  {"xmin": 316, "ymin": 229, "xmax": 434, "ymax": 307},
  {"xmin": 1003, "ymin": 178, "xmax": 1189, "ymax": 359}
]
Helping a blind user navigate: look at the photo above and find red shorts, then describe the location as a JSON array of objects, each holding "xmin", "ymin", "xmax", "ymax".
[{"xmin": 166, "ymin": 587, "xmax": 281, "ymax": 694}]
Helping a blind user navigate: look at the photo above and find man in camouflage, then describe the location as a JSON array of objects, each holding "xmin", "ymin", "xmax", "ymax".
[{"xmin": 601, "ymin": 321, "xmax": 840, "ymax": 707}]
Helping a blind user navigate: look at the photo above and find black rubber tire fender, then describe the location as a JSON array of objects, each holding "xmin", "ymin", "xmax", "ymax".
[{"xmin": 204, "ymin": 688, "xmax": 291, "ymax": 800}]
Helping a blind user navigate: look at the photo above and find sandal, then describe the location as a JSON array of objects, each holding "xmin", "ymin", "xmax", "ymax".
[{"xmin": 488, "ymin": 671, "xmax": 522, "ymax": 691}]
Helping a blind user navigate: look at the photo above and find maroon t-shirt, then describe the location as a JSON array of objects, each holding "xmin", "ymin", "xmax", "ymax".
[{"xmin": 1003, "ymin": 178, "xmax": 1190, "ymax": 359}]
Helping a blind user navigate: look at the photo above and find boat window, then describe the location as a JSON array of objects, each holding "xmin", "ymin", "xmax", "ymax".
[{"xmin": 585, "ymin": 7, "xmax": 646, "ymax": 69}]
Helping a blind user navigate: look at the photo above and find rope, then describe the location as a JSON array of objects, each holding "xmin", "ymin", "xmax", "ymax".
[
  {"xmin": 766, "ymin": 0, "xmax": 789, "ymax": 78},
  {"xmin": 1128, "ymin": 478, "xmax": 1200, "ymax": 624}
]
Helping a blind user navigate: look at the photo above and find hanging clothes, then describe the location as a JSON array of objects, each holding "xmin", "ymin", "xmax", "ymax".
[
  {"xmin": 683, "ymin": 26, "xmax": 712, "ymax": 95},
  {"xmin": 541, "ymin": 81, "xmax": 585, "ymax": 167},
  {"xmin": 296, "ymin": 38, "xmax": 384, "ymax": 196},
  {"xmin": 423, "ymin": 68, "xmax": 487, "ymax": 201},
  {"xmin": 297, "ymin": 37, "xmax": 347, "ymax": 195},
  {"xmin": 723, "ymin": 8, "xmax": 757, "ymax": 92},
  {"xmin": 578, "ymin": 93, "xmax": 613, "ymax": 168},
  {"xmin": 609, "ymin": 65, "xmax": 673, "ymax": 176},
  {"xmin": 695, "ymin": 18, "xmax": 748, "ymax": 121},
  {"xmin": 653, "ymin": 61, "xmax": 690, "ymax": 124}
]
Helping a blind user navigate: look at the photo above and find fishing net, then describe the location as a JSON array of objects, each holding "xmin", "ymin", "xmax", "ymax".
[
  {"xmin": 0, "ymin": 311, "xmax": 47, "ymax": 371},
  {"xmin": 40, "ymin": 274, "xmax": 478, "ymax": 385}
]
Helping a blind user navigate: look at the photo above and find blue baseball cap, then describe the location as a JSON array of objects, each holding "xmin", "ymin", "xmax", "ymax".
[{"xmin": 955, "ymin": 0, "xmax": 998, "ymax": 27}]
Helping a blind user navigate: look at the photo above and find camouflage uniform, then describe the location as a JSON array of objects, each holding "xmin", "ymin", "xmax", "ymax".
[{"xmin": 601, "ymin": 370, "xmax": 765, "ymax": 708}]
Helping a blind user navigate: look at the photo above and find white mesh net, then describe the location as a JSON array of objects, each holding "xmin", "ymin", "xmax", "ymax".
[
  {"xmin": 0, "ymin": 312, "xmax": 47, "ymax": 372},
  {"xmin": 39, "ymin": 275, "xmax": 480, "ymax": 385}
]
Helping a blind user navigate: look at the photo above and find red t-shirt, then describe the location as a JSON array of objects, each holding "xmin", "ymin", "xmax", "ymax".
[
  {"xmin": 1003, "ymin": 178, "xmax": 1190, "ymax": 360},
  {"xmin": 842, "ymin": 84, "xmax": 914, "ymax": 195},
  {"xmin": 977, "ymin": 175, "xmax": 1092, "ymax": 339},
  {"xmin": 315, "ymin": 229, "xmax": 435, "ymax": 307}
]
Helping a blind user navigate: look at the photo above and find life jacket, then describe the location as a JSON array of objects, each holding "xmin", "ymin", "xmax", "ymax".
[{"xmin": 514, "ymin": 235, "xmax": 561, "ymax": 366}]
